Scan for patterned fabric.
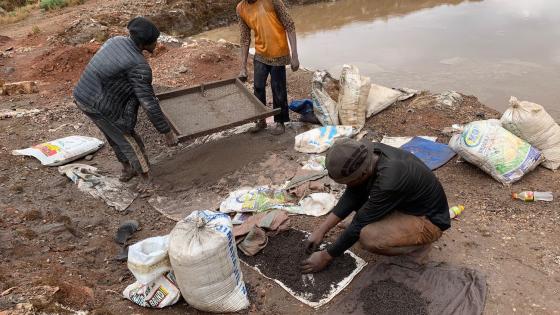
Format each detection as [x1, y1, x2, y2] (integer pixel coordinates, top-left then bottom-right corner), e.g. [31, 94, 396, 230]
[73, 36, 170, 134]
[272, 0, 295, 33]
[238, 0, 295, 66]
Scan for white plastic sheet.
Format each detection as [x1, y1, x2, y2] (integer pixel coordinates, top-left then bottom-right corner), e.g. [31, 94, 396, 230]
[285, 193, 337, 217]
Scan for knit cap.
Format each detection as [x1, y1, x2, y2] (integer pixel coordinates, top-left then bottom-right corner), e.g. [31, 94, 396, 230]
[127, 17, 160, 46]
[326, 138, 373, 184]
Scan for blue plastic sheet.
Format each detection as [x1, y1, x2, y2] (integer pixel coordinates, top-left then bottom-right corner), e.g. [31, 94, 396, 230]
[401, 137, 456, 170]
[289, 99, 314, 114]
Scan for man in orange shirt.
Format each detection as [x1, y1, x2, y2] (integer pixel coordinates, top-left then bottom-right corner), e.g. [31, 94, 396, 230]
[237, 0, 300, 135]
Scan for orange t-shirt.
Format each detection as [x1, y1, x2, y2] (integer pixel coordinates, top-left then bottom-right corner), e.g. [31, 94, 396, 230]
[237, 0, 290, 59]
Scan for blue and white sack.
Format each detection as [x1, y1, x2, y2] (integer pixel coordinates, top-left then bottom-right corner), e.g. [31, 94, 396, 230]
[169, 210, 249, 312]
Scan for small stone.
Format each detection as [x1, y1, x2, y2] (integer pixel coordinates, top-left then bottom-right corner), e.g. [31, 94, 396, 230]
[2, 67, 15, 74]
[177, 65, 189, 74]
[435, 91, 463, 109]
[0, 81, 38, 96]
[85, 155, 93, 161]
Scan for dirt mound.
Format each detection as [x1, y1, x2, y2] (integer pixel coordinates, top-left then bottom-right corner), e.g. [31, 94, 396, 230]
[32, 44, 99, 83]
[57, 18, 109, 45]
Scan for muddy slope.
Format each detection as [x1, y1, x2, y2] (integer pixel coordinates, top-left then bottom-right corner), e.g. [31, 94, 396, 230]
[145, 0, 325, 36]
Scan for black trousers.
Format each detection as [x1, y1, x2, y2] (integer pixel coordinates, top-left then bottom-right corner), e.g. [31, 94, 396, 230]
[253, 59, 290, 123]
[80, 107, 150, 174]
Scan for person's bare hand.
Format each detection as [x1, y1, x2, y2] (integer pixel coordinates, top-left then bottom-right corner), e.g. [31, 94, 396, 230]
[301, 250, 333, 274]
[303, 230, 324, 254]
[164, 131, 178, 147]
[291, 55, 300, 72]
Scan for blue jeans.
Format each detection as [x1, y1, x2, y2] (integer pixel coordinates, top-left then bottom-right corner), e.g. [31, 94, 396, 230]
[253, 59, 290, 123]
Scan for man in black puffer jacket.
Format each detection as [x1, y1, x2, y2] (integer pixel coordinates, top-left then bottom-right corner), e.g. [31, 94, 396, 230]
[73, 17, 177, 194]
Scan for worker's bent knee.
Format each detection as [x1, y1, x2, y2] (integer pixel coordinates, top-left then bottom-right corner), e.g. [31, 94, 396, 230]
[359, 228, 389, 253]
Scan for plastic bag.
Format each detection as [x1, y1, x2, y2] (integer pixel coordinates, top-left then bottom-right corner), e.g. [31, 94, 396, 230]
[124, 236, 180, 308]
[169, 210, 249, 313]
[294, 126, 354, 154]
[220, 186, 293, 213]
[337, 65, 370, 128]
[366, 84, 416, 118]
[301, 155, 326, 171]
[128, 235, 172, 284]
[285, 193, 337, 217]
[311, 71, 339, 126]
[501, 97, 560, 170]
[12, 136, 104, 166]
[123, 271, 181, 308]
[289, 99, 321, 124]
[59, 163, 137, 211]
[289, 99, 314, 115]
[449, 120, 543, 185]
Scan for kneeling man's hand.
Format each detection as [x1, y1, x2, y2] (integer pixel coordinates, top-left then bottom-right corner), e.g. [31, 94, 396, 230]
[303, 230, 324, 254]
[301, 250, 333, 274]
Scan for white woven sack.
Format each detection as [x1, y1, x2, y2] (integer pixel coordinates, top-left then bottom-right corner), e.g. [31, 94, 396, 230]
[127, 235, 171, 284]
[337, 65, 370, 128]
[11, 136, 104, 166]
[449, 119, 543, 186]
[501, 97, 560, 170]
[311, 70, 339, 126]
[169, 210, 249, 313]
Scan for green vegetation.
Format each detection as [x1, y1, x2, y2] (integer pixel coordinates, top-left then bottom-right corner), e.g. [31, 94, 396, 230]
[31, 24, 40, 34]
[0, 3, 34, 25]
[0, 0, 85, 25]
[39, 0, 84, 11]
[0, 0, 33, 12]
[39, 0, 66, 10]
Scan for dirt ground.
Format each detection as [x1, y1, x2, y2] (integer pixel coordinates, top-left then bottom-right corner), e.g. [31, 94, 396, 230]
[1, 1, 560, 315]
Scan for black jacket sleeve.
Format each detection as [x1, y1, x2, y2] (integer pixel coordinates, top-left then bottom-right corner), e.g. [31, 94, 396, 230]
[327, 188, 400, 257]
[331, 187, 367, 220]
[128, 63, 171, 134]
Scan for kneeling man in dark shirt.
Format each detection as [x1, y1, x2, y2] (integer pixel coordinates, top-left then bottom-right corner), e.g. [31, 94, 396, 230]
[301, 138, 451, 273]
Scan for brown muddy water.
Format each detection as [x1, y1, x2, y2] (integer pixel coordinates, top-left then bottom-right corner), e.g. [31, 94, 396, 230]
[197, 0, 560, 119]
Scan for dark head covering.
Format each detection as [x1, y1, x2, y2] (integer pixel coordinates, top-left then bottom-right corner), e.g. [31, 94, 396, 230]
[127, 17, 160, 46]
[326, 138, 373, 184]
